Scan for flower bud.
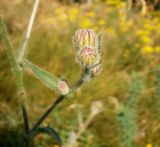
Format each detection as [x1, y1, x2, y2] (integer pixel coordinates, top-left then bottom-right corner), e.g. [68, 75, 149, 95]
[76, 47, 99, 67]
[73, 29, 102, 69]
[73, 29, 97, 50]
[57, 80, 70, 95]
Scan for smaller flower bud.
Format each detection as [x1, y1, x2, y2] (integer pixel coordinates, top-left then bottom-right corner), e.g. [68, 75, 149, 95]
[76, 47, 99, 67]
[57, 80, 70, 95]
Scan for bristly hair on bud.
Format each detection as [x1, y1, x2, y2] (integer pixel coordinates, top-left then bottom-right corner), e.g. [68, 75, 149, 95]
[73, 29, 102, 70]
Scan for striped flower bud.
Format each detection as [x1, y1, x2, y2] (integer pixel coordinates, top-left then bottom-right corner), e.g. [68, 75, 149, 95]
[76, 47, 99, 67]
[73, 29, 102, 69]
[73, 29, 97, 50]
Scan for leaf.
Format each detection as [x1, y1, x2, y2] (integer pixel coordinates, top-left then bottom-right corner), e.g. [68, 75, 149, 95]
[24, 59, 70, 95]
[24, 59, 59, 91]
[21, 104, 29, 133]
[30, 127, 62, 146]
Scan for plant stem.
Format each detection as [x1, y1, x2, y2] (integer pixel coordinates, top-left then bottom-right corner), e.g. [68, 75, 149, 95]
[71, 68, 91, 92]
[30, 95, 65, 132]
[1, 1, 44, 145]
[0, 17, 24, 92]
[17, 0, 40, 63]
[21, 104, 29, 133]
[29, 68, 91, 134]
[0, 17, 29, 144]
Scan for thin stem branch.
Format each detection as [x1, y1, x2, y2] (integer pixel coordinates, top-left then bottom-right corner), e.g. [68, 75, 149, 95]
[17, 0, 40, 63]
[29, 68, 91, 135]
[76, 113, 94, 138]
[30, 95, 65, 133]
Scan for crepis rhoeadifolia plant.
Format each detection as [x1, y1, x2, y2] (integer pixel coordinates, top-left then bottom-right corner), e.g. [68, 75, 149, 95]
[25, 29, 103, 96]
[26, 29, 102, 146]
[0, 21, 103, 147]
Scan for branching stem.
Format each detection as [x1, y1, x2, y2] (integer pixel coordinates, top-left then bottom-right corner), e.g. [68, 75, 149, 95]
[28, 68, 91, 137]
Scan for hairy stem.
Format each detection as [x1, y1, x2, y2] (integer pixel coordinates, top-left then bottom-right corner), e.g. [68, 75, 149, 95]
[29, 68, 91, 135]
[0, 17, 24, 92]
[0, 17, 29, 143]
[30, 95, 65, 133]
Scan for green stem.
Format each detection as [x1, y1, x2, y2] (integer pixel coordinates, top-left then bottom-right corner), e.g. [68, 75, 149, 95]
[28, 68, 91, 135]
[21, 104, 29, 133]
[30, 95, 65, 133]
[0, 17, 29, 144]
[0, 17, 24, 91]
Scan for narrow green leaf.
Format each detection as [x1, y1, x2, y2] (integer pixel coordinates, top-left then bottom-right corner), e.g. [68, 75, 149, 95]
[24, 59, 70, 95]
[25, 59, 59, 89]
[29, 126, 62, 146]
[21, 104, 29, 133]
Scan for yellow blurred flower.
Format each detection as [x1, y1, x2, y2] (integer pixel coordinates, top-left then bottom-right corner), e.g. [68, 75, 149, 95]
[136, 30, 150, 36]
[142, 46, 154, 54]
[153, 17, 160, 24]
[144, 23, 153, 31]
[119, 19, 133, 32]
[80, 18, 92, 28]
[98, 19, 106, 26]
[105, 28, 115, 37]
[146, 143, 152, 147]
[105, 0, 121, 6]
[140, 35, 151, 44]
[155, 46, 160, 52]
[68, 8, 79, 21]
[68, 7, 79, 15]
[53, 145, 59, 147]
[136, 30, 151, 44]
[86, 12, 95, 18]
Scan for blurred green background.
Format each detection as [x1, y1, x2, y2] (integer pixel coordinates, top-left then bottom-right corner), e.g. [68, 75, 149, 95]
[0, 0, 160, 147]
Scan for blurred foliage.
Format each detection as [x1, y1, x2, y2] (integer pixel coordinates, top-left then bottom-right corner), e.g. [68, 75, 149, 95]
[117, 73, 144, 147]
[0, 0, 160, 146]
